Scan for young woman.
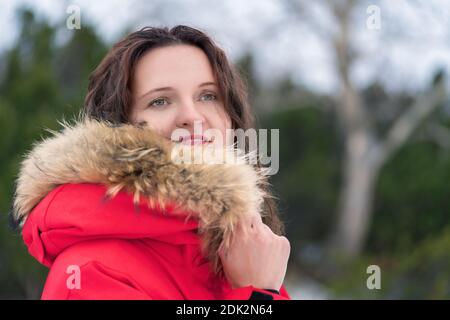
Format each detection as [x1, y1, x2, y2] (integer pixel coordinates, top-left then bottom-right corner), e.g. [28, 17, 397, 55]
[10, 25, 291, 300]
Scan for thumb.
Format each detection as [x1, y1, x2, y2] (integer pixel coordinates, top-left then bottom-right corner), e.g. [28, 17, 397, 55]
[218, 239, 229, 260]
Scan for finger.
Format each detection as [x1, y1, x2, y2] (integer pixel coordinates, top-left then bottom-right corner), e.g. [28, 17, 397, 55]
[250, 214, 263, 231]
[262, 223, 273, 234]
[235, 217, 247, 235]
[236, 215, 254, 238]
[218, 237, 232, 259]
[237, 214, 262, 237]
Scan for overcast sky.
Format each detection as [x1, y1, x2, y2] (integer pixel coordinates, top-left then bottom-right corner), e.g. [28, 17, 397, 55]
[1, 0, 449, 94]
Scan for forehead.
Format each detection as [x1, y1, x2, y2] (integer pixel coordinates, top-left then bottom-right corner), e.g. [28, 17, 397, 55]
[132, 44, 216, 94]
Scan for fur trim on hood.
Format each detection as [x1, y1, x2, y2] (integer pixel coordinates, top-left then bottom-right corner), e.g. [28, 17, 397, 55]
[9, 118, 270, 275]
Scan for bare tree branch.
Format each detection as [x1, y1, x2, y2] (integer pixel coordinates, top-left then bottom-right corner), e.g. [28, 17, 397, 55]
[420, 122, 450, 149]
[283, 0, 334, 40]
[378, 82, 447, 163]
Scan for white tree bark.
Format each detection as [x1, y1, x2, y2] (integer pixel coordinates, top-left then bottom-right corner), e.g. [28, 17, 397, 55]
[274, 0, 448, 256]
[318, 0, 447, 256]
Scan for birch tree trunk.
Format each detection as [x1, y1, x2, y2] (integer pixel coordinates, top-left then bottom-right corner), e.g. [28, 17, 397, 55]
[283, 0, 447, 257]
[333, 133, 381, 255]
[327, 0, 446, 256]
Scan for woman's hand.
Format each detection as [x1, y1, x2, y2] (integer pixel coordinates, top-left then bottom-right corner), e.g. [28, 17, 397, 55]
[218, 213, 290, 291]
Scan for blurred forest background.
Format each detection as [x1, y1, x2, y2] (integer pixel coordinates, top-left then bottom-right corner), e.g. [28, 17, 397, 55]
[1, 0, 449, 299]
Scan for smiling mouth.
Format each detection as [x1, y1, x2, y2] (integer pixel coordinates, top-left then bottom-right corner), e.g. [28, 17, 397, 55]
[172, 135, 215, 145]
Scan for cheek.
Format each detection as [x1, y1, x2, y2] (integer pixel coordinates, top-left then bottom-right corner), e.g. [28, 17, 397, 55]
[207, 108, 233, 146]
[131, 109, 174, 138]
[209, 105, 231, 130]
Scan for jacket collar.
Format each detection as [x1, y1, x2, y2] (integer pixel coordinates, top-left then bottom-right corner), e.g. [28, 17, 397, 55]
[10, 118, 269, 275]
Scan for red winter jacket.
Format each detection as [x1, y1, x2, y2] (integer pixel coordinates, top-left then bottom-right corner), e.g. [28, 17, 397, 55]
[11, 119, 291, 300]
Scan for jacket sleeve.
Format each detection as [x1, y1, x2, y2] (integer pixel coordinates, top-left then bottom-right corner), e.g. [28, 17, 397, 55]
[42, 260, 151, 300]
[222, 284, 291, 300]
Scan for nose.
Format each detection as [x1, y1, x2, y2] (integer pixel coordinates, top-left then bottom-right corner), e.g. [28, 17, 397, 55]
[175, 99, 206, 130]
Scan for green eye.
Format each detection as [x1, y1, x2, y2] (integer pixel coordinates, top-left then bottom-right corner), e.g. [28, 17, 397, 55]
[200, 93, 217, 101]
[149, 98, 169, 107]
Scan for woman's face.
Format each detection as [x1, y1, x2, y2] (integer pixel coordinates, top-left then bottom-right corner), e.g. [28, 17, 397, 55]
[130, 44, 232, 146]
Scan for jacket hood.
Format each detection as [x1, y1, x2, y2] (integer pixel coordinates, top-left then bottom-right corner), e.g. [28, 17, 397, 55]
[10, 118, 270, 274]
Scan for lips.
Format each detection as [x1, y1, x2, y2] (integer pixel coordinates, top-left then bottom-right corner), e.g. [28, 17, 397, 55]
[177, 134, 214, 145]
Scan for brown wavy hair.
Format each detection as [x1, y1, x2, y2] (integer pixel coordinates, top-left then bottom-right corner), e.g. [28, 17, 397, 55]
[82, 25, 285, 236]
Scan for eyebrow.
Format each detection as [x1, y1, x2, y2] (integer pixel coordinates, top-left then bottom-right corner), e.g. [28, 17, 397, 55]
[138, 82, 218, 99]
